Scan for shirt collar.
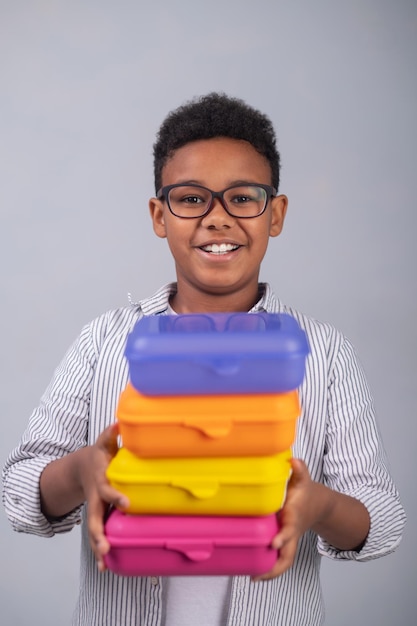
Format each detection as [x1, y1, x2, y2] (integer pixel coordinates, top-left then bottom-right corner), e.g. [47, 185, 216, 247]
[130, 282, 283, 316]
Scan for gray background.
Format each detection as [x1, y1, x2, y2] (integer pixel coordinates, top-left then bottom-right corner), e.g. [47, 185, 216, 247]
[1, 1, 415, 624]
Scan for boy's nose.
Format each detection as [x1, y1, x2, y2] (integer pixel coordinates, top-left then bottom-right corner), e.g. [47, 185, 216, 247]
[201, 197, 235, 227]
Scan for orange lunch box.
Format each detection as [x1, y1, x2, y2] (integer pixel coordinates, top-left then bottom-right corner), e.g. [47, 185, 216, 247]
[117, 383, 300, 458]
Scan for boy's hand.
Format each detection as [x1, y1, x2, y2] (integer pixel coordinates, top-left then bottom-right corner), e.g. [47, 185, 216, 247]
[40, 423, 129, 572]
[253, 458, 316, 581]
[254, 454, 370, 581]
[82, 423, 129, 572]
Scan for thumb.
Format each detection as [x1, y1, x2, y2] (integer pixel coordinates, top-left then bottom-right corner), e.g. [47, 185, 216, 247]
[96, 422, 120, 455]
[288, 457, 309, 486]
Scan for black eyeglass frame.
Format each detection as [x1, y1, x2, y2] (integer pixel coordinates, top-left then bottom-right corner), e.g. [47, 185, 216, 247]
[156, 183, 277, 219]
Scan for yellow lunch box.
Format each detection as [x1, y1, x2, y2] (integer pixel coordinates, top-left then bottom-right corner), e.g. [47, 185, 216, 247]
[106, 447, 292, 516]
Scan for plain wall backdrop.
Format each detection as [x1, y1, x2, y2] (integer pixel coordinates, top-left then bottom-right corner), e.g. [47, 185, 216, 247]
[1, 1, 416, 624]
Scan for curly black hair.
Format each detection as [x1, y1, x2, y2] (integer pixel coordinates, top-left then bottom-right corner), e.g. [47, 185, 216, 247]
[153, 92, 280, 193]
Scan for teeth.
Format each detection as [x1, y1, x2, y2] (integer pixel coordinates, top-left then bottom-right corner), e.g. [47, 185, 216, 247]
[202, 243, 238, 254]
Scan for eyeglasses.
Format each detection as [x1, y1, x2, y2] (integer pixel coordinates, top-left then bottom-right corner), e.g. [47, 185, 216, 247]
[157, 183, 277, 219]
[160, 312, 270, 333]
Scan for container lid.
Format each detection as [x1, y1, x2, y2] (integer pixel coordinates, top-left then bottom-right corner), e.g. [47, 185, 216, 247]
[117, 384, 300, 435]
[106, 447, 292, 497]
[125, 312, 309, 360]
[105, 510, 279, 557]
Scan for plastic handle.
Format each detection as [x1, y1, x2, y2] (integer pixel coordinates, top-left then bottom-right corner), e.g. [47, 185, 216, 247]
[197, 358, 241, 376]
[185, 419, 233, 439]
[172, 480, 219, 499]
[165, 541, 213, 561]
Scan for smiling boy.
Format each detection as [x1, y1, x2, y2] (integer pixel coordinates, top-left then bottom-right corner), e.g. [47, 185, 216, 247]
[3, 93, 405, 625]
[150, 136, 287, 312]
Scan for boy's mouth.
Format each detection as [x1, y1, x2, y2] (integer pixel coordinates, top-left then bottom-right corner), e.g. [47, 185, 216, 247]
[200, 243, 240, 255]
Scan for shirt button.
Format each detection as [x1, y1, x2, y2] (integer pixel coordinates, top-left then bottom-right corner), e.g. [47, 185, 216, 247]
[151, 577, 159, 586]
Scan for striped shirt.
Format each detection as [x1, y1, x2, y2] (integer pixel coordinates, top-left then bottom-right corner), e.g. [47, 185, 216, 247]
[2, 283, 406, 625]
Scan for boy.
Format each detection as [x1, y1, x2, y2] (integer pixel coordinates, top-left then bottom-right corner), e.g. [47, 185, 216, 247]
[2, 93, 405, 625]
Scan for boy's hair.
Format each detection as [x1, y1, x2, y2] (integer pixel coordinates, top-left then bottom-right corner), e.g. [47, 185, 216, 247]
[153, 92, 281, 193]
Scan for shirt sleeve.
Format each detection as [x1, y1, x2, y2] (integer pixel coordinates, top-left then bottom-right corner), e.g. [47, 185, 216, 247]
[317, 333, 406, 561]
[2, 321, 99, 538]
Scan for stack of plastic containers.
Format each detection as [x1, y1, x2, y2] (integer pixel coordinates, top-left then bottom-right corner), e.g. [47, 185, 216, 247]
[104, 312, 309, 577]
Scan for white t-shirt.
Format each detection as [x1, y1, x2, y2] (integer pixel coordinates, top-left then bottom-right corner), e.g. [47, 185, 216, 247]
[164, 576, 231, 626]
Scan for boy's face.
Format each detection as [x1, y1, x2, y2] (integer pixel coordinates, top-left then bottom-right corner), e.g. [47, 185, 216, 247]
[149, 137, 287, 311]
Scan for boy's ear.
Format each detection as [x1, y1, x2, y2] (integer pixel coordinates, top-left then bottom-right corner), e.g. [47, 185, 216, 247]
[269, 194, 288, 237]
[149, 198, 167, 238]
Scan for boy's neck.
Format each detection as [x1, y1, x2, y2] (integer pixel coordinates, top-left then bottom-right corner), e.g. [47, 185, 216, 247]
[169, 284, 264, 314]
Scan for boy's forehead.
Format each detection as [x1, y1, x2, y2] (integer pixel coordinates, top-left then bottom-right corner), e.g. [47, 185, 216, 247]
[161, 137, 272, 185]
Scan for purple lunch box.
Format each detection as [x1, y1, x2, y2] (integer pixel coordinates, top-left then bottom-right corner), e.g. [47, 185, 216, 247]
[125, 312, 309, 396]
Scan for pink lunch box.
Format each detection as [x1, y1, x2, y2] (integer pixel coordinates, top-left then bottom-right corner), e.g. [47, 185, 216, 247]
[104, 509, 279, 577]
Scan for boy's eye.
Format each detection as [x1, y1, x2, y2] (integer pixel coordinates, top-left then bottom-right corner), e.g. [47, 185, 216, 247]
[180, 195, 205, 204]
[169, 187, 211, 206]
[224, 185, 266, 206]
[230, 194, 252, 204]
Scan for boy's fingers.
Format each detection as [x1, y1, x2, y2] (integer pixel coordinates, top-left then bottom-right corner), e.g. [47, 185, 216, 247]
[87, 500, 109, 570]
[252, 536, 298, 581]
[271, 519, 296, 550]
[90, 528, 110, 572]
[95, 481, 130, 510]
[83, 426, 125, 572]
[87, 488, 129, 571]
